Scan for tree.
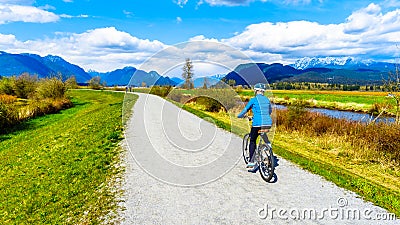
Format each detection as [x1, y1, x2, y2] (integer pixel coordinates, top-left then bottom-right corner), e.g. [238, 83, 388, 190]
[182, 58, 194, 89]
[0, 76, 16, 95]
[383, 65, 400, 124]
[13, 73, 38, 99]
[65, 76, 78, 89]
[35, 77, 66, 99]
[228, 79, 236, 87]
[88, 76, 102, 90]
[202, 77, 208, 89]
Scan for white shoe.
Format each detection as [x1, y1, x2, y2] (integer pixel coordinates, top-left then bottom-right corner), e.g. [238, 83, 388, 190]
[246, 162, 256, 168]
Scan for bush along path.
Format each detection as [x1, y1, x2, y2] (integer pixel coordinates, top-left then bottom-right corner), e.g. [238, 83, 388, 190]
[120, 93, 398, 224]
[0, 90, 138, 224]
[0, 75, 74, 133]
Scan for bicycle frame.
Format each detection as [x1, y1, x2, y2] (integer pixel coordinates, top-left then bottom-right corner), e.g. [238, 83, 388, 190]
[253, 132, 269, 162]
[259, 132, 270, 145]
[242, 116, 275, 182]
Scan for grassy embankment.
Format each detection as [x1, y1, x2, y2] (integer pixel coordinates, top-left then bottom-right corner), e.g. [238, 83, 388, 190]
[0, 90, 138, 224]
[168, 89, 399, 217]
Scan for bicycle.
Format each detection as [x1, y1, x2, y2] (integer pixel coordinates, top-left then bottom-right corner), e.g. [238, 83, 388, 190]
[242, 116, 275, 182]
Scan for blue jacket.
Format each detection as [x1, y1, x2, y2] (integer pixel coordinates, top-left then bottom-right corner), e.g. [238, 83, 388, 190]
[237, 94, 272, 127]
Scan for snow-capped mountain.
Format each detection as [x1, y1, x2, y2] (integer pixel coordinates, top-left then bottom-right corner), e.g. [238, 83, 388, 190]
[291, 56, 399, 71]
[209, 74, 226, 80]
[292, 56, 361, 70]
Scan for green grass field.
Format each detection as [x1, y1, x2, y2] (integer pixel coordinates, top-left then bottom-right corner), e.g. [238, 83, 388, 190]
[0, 90, 138, 224]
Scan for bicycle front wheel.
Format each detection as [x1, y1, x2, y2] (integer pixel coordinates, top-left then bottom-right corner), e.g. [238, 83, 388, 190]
[258, 144, 275, 182]
[242, 133, 250, 164]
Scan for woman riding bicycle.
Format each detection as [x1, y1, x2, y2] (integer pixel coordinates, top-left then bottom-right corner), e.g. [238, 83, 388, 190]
[237, 83, 272, 171]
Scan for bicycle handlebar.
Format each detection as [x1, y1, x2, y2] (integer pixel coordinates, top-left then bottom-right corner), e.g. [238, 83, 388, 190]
[243, 115, 253, 121]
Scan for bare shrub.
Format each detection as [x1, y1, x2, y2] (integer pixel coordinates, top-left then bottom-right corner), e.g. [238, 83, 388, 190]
[194, 89, 240, 112]
[0, 75, 73, 133]
[195, 96, 223, 112]
[167, 91, 191, 104]
[276, 108, 400, 164]
[89, 76, 103, 90]
[25, 98, 73, 118]
[35, 77, 67, 100]
[65, 76, 79, 89]
[149, 86, 172, 97]
[0, 94, 17, 104]
[0, 102, 19, 132]
[13, 73, 38, 99]
[0, 77, 16, 96]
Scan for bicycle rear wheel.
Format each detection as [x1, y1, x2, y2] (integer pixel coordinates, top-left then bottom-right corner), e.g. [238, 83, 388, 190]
[242, 133, 250, 164]
[258, 144, 274, 182]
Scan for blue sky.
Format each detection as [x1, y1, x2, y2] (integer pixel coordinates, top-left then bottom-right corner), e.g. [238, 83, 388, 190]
[1, 0, 400, 76]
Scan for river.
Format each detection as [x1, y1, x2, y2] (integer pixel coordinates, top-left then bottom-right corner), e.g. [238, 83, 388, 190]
[274, 104, 395, 124]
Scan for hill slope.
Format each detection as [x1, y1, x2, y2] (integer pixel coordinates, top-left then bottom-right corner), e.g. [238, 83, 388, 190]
[90, 67, 177, 86]
[0, 51, 91, 83]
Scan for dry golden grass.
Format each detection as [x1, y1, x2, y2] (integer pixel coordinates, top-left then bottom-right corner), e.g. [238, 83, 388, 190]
[0, 94, 17, 104]
[273, 131, 400, 194]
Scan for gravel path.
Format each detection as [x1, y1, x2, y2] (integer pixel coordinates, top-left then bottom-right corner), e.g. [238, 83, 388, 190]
[120, 93, 398, 225]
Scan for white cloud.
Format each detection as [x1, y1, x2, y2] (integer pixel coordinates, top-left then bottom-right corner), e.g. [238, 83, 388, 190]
[1, 27, 167, 72]
[72, 27, 166, 52]
[59, 14, 89, 19]
[222, 3, 400, 62]
[39, 4, 56, 11]
[196, 0, 319, 6]
[61, 27, 167, 71]
[382, 0, 400, 8]
[224, 21, 349, 54]
[203, 0, 253, 6]
[0, 33, 18, 46]
[344, 3, 381, 34]
[138, 41, 255, 77]
[0, 0, 34, 4]
[189, 35, 219, 42]
[123, 10, 134, 18]
[174, 0, 188, 7]
[282, 0, 307, 4]
[176, 16, 182, 23]
[0, 4, 59, 24]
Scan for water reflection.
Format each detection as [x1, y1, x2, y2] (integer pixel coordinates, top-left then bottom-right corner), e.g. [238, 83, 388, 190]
[274, 104, 395, 124]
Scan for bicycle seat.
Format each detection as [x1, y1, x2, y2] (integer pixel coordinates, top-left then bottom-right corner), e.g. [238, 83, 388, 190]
[258, 125, 271, 133]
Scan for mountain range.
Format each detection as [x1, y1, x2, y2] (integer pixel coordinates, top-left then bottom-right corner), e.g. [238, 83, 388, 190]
[223, 57, 397, 86]
[0, 51, 397, 86]
[89, 67, 177, 87]
[292, 56, 396, 72]
[0, 51, 92, 83]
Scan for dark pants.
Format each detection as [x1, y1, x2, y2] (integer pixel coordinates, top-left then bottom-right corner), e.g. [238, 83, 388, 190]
[249, 127, 261, 163]
[249, 126, 271, 163]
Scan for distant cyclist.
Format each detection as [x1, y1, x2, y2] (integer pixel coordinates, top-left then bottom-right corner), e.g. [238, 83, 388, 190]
[237, 83, 272, 171]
